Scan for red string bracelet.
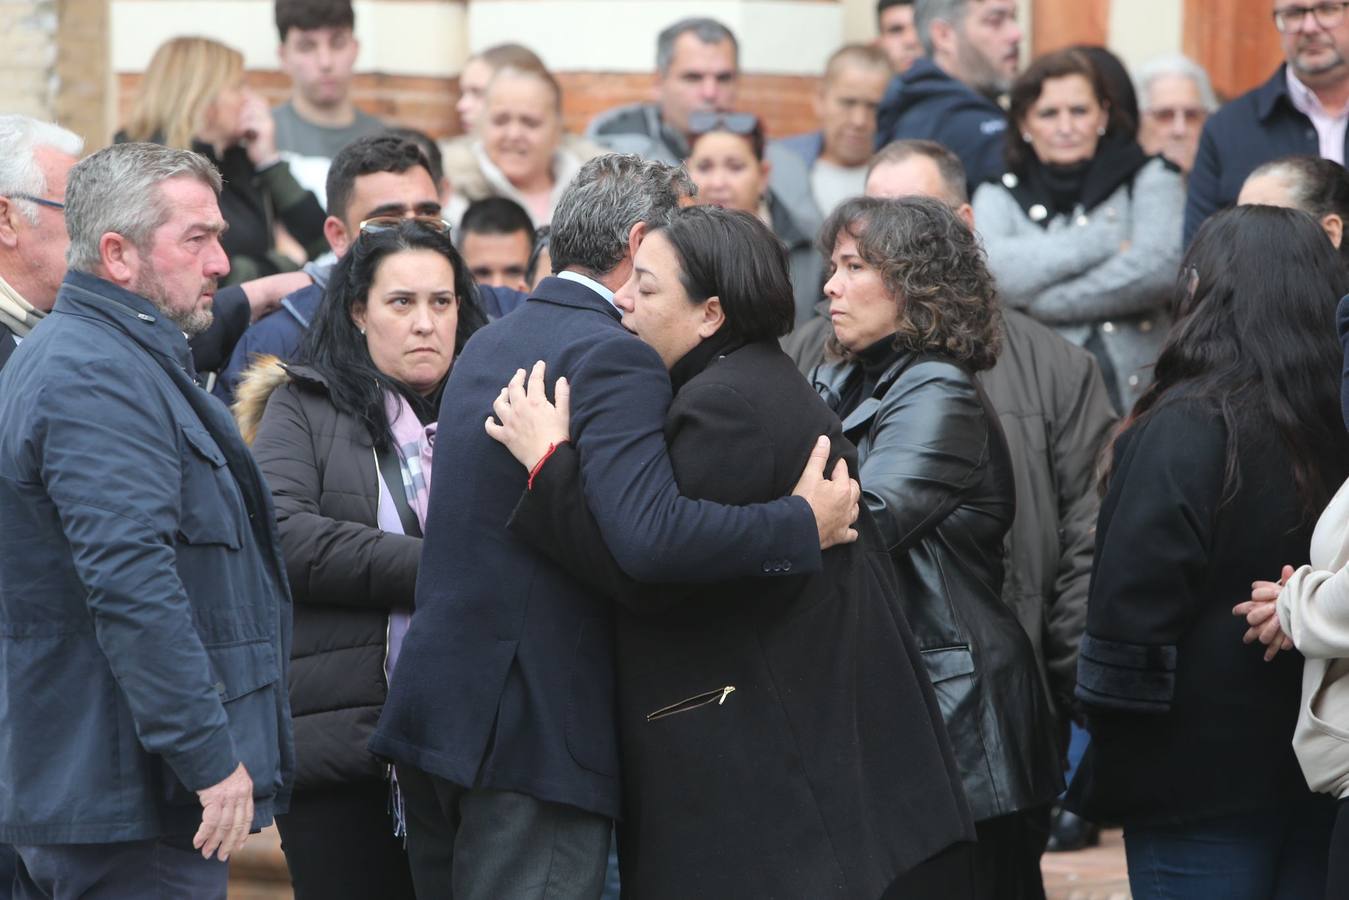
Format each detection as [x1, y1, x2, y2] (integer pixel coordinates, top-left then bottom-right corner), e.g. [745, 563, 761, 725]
[528, 440, 569, 491]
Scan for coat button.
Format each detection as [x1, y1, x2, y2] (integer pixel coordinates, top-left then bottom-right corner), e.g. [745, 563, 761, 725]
[1101, 321, 1115, 334]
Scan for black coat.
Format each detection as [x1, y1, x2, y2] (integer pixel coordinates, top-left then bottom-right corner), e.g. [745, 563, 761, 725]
[509, 339, 974, 899]
[369, 278, 822, 820]
[1068, 395, 1339, 824]
[815, 351, 1065, 823]
[239, 362, 421, 791]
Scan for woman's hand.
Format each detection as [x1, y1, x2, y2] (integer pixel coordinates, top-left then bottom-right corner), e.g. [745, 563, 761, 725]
[239, 92, 280, 169]
[485, 360, 571, 472]
[1232, 564, 1296, 662]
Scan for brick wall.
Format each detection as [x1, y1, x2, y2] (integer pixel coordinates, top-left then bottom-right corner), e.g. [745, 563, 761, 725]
[115, 69, 821, 147]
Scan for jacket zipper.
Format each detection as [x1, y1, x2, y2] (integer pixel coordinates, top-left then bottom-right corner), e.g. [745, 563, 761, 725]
[647, 686, 735, 722]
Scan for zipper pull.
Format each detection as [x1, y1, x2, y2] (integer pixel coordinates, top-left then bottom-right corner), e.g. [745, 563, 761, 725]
[718, 686, 735, 705]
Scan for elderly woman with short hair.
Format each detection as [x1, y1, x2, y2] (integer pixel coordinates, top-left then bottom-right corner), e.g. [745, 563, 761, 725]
[814, 195, 1064, 899]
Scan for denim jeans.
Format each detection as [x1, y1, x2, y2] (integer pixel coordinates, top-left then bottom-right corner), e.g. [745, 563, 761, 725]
[1124, 796, 1333, 900]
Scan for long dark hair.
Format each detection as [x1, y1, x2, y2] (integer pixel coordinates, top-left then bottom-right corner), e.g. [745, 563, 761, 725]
[298, 220, 487, 449]
[1115, 205, 1349, 516]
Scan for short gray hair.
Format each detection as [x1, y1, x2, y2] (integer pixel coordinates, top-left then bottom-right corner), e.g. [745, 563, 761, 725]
[656, 18, 739, 75]
[1134, 54, 1219, 114]
[914, 0, 972, 56]
[65, 143, 222, 273]
[549, 154, 695, 277]
[0, 115, 84, 225]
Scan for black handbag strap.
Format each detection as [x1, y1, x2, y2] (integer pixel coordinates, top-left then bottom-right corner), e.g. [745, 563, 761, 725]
[375, 445, 423, 538]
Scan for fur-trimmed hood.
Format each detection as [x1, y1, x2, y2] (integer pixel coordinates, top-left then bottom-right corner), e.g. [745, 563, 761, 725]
[232, 355, 320, 445]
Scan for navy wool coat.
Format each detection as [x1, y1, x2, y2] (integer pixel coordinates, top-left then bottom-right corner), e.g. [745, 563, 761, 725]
[369, 276, 822, 819]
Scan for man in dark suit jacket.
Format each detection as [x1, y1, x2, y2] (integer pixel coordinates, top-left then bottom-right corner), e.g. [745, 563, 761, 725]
[370, 155, 859, 897]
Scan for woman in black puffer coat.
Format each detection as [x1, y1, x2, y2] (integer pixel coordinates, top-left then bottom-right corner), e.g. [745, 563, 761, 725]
[234, 219, 485, 899]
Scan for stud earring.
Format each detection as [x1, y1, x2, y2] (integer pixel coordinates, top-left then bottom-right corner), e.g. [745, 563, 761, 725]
[1021, 132, 1033, 143]
[1097, 126, 1107, 136]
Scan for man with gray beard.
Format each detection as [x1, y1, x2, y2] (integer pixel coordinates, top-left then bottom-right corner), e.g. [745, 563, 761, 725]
[0, 142, 293, 899]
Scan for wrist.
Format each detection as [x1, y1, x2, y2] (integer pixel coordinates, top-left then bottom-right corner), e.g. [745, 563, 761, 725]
[527, 439, 568, 490]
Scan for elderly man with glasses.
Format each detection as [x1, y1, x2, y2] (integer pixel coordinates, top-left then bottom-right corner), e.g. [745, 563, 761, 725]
[1185, 0, 1349, 243]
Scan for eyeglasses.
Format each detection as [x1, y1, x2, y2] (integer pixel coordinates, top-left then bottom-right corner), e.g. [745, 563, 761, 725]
[10, 193, 65, 212]
[1273, 1, 1349, 33]
[1145, 107, 1207, 125]
[686, 111, 761, 136]
[358, 215, 453, 237]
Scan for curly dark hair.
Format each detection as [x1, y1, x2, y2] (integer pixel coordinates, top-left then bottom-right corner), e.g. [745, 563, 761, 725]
[818, 196, 1002, 371]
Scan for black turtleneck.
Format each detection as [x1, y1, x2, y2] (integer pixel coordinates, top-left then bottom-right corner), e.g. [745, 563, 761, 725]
[836, 335, 902, 418]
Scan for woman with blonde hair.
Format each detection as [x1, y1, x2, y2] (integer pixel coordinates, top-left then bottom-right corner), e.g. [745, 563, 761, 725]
[121, 36, 326, 284]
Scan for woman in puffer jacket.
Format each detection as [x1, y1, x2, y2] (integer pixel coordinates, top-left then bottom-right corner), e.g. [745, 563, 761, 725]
[234, 218, 485, 899]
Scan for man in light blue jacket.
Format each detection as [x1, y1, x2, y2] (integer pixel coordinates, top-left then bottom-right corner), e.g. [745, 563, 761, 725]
[0, 142, 293, 899]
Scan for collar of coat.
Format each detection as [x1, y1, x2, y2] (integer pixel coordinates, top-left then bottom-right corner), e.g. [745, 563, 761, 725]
[1255, 63, 1299, 122]
[996, 135, 1170, 229]
[55, 270, 195, 375]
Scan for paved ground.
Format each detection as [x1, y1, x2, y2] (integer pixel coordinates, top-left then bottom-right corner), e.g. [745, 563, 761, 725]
[228, 825, 1133, 899]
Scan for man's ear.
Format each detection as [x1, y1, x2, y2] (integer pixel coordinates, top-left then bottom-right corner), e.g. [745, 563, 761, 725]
[0, 198, 20, 249]
[698, 296, 726, 338]
[1324, 213, 1345, 250]
[325, 216, 350, 257]
[627, 221, 650, 260]
[99, 233, 139, 287]
[928, 18, 956, 60]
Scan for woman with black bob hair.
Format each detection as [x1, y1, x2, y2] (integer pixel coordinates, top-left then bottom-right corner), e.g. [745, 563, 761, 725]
[232, 218, 485, 899]
[812, 196, 1063, 897]
[1067, 204, 1349, 899]
[484, 204, 977, 898]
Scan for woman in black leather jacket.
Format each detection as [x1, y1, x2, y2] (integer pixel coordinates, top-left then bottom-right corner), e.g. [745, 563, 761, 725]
[813, 196, 1064, 899]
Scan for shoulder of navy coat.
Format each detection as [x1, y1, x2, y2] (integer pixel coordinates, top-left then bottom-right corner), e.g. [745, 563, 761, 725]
[214, 283, 324, 404]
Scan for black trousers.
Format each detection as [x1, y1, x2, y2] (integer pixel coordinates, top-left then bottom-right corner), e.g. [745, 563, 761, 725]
[1327, 797, 1349, 900]
[968, 806, 1052, 900]
[274, 780, 416, 900]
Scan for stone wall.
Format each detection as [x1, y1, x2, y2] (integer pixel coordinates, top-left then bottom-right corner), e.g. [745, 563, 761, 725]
[0, 0, 111, 147]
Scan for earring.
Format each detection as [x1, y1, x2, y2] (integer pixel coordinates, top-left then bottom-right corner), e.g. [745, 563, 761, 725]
[1021, 132, 1033, 143]
[1097, 126, 1107, 136]
[359, 327, 366, 335]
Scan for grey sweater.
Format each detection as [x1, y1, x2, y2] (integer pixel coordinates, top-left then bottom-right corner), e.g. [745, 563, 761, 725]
[973, 156, 1184, 410]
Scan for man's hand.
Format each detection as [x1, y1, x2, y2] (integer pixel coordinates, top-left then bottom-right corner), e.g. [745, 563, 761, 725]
[792, 436, 860, 549]
[194, 763, 253, 861]
[1232, 564, 1296, 662]
[238, 271, 312, 322]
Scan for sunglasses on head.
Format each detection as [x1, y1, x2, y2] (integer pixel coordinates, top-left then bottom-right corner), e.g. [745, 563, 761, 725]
[358, 215, 453, 238]
[687, 111, 761, 136]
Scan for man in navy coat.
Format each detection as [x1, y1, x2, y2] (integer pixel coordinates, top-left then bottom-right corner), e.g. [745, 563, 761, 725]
[371, 154, 860, 897]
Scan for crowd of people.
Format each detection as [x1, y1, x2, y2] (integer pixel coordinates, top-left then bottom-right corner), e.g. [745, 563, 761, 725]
[6, 0, 1349, 898]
